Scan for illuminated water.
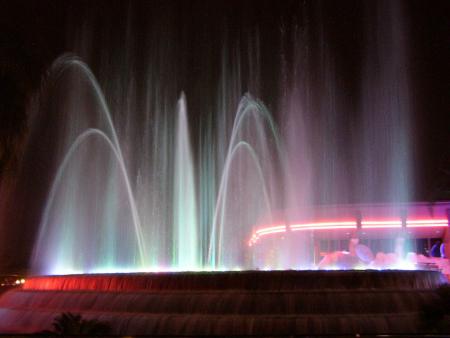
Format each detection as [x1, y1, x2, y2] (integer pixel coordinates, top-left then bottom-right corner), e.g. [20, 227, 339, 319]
[29, 1, 416, 274]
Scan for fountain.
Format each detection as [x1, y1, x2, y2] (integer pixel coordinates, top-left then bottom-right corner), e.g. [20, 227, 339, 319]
[26, 0, 420, 275]
[0, 0, 448, 335]
[28, 55, 282, 274]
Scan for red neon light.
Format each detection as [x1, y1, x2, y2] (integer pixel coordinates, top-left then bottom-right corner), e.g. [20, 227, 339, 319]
[249, 226, 287, 246]
[362, 220, 401, 225]
[361, 224, 401, 229]
[248, 218, 449, 246]
[290, 221, 357, 232]
[406, 219, 448, 228]
[260, 228, 286, 234]
[291, 221, 356, 229]
[361, 221, 402, 229]
[291, 225, 356, 231]
[256, 225, 286, 234]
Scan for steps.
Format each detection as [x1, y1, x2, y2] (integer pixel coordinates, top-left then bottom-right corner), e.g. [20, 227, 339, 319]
[0, 270, 447, 335]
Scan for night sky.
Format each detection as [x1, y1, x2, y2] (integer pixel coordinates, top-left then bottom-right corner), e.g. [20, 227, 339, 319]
[0, 0, 449, 272]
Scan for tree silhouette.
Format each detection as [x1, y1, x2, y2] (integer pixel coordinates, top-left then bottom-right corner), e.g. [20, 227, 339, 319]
[41, 312, 111, 335]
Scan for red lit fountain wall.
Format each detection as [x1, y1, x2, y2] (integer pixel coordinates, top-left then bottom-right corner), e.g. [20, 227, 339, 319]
[0, 270, 448, 335]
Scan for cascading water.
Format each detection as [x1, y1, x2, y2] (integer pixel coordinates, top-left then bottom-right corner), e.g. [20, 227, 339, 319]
[31, 57, 283, 273]
[15, 0, 420, 274]
[209, 95, 284, 269]
[0, 271, 447, 334]
[173, 94, 199, 269]
[31, 57, 148, 274]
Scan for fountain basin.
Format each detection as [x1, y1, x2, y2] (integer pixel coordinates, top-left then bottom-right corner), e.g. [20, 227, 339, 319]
[0, 270, 447, 334]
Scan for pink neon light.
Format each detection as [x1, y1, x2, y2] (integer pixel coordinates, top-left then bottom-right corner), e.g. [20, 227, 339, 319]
[258, 229, 286, 236]
[291, 221, 356, 229]
[406, 219, 448, 228]
[291, 225, 356, 231]
[248, 218, 449, 246]
[362, 220, 402, 225]
[407, 224, 446, 228]
[256, 225, 286, 234]
[249, 225, 287, 246]
[249, 222, 357, 246]
[361, 220, 401, 229]
[361, 224, 402, 229]
[407, 219, 447, 224]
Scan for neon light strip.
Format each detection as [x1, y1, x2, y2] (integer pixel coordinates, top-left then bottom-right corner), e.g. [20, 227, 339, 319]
[407, 219, 447, 224]
[361, 220, 401, 229]
[256, 225, 286, 234]
[407, 224, 446, 228]
[406, 219, 448, 227]
[249, 222, 357, 246]
[258, 228, 286, 236]
[291, 221, 356, 228]
[291, 225, 356, 231]
[248, 218, 449, 246]
[361, 224, 402, 229]
[249, 226, 287, 246]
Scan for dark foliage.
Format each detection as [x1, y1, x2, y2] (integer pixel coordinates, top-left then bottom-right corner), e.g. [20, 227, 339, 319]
[40, 312, 111, 335]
